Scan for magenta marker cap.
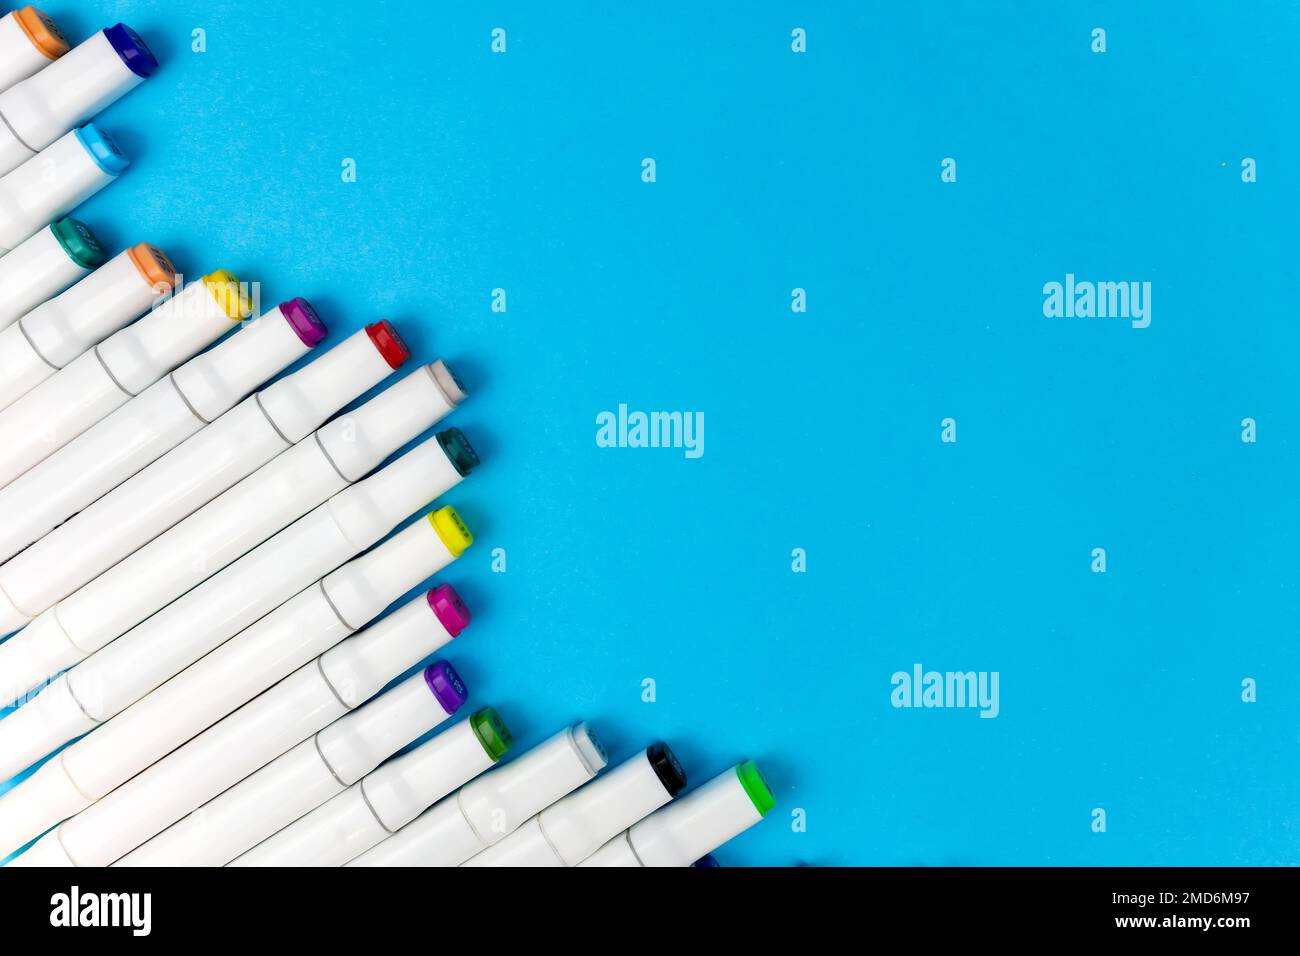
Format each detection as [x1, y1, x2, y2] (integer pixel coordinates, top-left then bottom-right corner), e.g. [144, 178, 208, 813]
[278, 298, 327, 347]
[424, 660, 468, 715]
[427, 584, 470, 638]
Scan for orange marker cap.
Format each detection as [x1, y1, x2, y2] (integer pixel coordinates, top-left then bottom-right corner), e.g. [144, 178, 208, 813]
[127, 244, 178, 293]
[14, 6, 69, 60]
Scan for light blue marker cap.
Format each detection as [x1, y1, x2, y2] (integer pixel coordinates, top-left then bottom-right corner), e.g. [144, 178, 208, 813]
[74, 125, 129, 177]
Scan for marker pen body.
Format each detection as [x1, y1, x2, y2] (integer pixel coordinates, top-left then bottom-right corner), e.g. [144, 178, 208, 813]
[19, 658, 468, 868]
[0, 242, 176, 410]
[0, 327, 428, 644]
[118, 588, 469, 867]
[0, 7, 68, 93]
[0, 298, 323, 562]
[0, 435, 474, 780]
[0, 124, 126, 254]
[0, 270, 242, 491]
[578, 761, 776, 867]
[0, 217, 104, 331]
[348, 723, 608, 867]
[0, 24, 156, 176]
[0, 505, 472, 855]
[463, 743, 686, 867]
[231, 708, 511, 867]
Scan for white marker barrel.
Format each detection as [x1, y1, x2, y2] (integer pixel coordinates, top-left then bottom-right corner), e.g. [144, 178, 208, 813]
[119, 615, 470, 870]
[0, 327, 429, 643]
[0, 125, 126, 254]
[0, 217, 105, 331]
[0, 242, 176, 411]
[0, 270, 242, 493]
[231, 707, 510, 868]
[0, 299, 323, 562]
[578, 762, 776, 867]
[0, 504, 472, 856]
[0, 438, 475, 781]
[119, 589, 469, 867]
[0, 24, 156, 176]
[464, 743, 686, 867]
[348, 723, 608, 867]
[0, 8, 68, 94]
[20, 655, 469, 868]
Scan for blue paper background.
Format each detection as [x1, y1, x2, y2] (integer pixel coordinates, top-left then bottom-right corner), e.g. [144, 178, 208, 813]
[3, 1, 1298, 866]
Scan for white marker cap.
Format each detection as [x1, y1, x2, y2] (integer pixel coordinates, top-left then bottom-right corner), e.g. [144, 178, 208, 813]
[0, 24, 156, 163]
[580, 761, 776, 867]
[0, 125, 126, 254]
[464, 743, 686, 867]
[257, 320, 410, 444]
[0, 217, 104, 330]
[232, 707, 511, 867]
[172, 298, 325, 422]
[319, 583, 470, 706]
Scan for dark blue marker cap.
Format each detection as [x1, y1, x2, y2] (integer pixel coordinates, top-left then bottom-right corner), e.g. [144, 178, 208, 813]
[103, 24, 158, 79]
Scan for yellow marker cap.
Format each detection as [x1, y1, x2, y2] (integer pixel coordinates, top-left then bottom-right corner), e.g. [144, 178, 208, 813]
[429, 506, 472, 557]
[201, 269, 251, 320]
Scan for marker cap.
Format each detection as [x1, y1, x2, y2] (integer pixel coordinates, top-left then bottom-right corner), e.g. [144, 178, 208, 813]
[470, 707, 512, 762]
[692, 855, 721, 867]
[365, 320, 409, 369]
[127, 243, 177, 291]
[429, 506, 472, 558]
[15, 6, 68, 59]
[50, 218, 105, 270]
[424, 661, 468, 715]
[436, 428, 479, 478]
[201, 269, 250, 320]
[650, 742, 688, 798]
[430, 359, 467, 406]
[736, 759, 775, 816]
[74, 124, 128, 176]
[427, 584, 470, 638]
[278, 297, 327, 347]
[103, 24, 157, 78]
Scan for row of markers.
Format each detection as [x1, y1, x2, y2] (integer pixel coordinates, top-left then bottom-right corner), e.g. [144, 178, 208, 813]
[0, 8, 776, 866]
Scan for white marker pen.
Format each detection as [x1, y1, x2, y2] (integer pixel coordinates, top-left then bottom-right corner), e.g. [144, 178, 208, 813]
[0, 503, 472, 855]
[463, 743, 687, 867]
[0, 23, 156, 176]
[578, 761, 776, 867]
[231, 706, 511, 867]
[348, 723, 608, 867]
[0, 324, 427, 643]
[0, 217, 105, 331]
[19, 657, 470, 868]
[0, 269, 244, 490]
[0, 298, 324, 562]
[0, 7, 68, 93]
[118, 587, 470, 867]
[0, 124, 127, 254]
[0, 432, 475, 780]
[0, 241, 176, 410]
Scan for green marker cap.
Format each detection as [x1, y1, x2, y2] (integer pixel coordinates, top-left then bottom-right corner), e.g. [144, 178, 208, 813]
[736, 760, 775, 817]
[470, 707, 512, 762]
[51, 218, 106, 271]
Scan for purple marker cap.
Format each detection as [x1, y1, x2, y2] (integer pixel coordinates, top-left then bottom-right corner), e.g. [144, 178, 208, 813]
[278, 298, 327, 347]
[103, 24, 158, 79]
[424, 660, 468, 715]
[427, 584, 470, 638]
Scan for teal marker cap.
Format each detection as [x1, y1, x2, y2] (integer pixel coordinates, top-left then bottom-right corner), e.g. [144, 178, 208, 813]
[51, 219, 106, 270]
